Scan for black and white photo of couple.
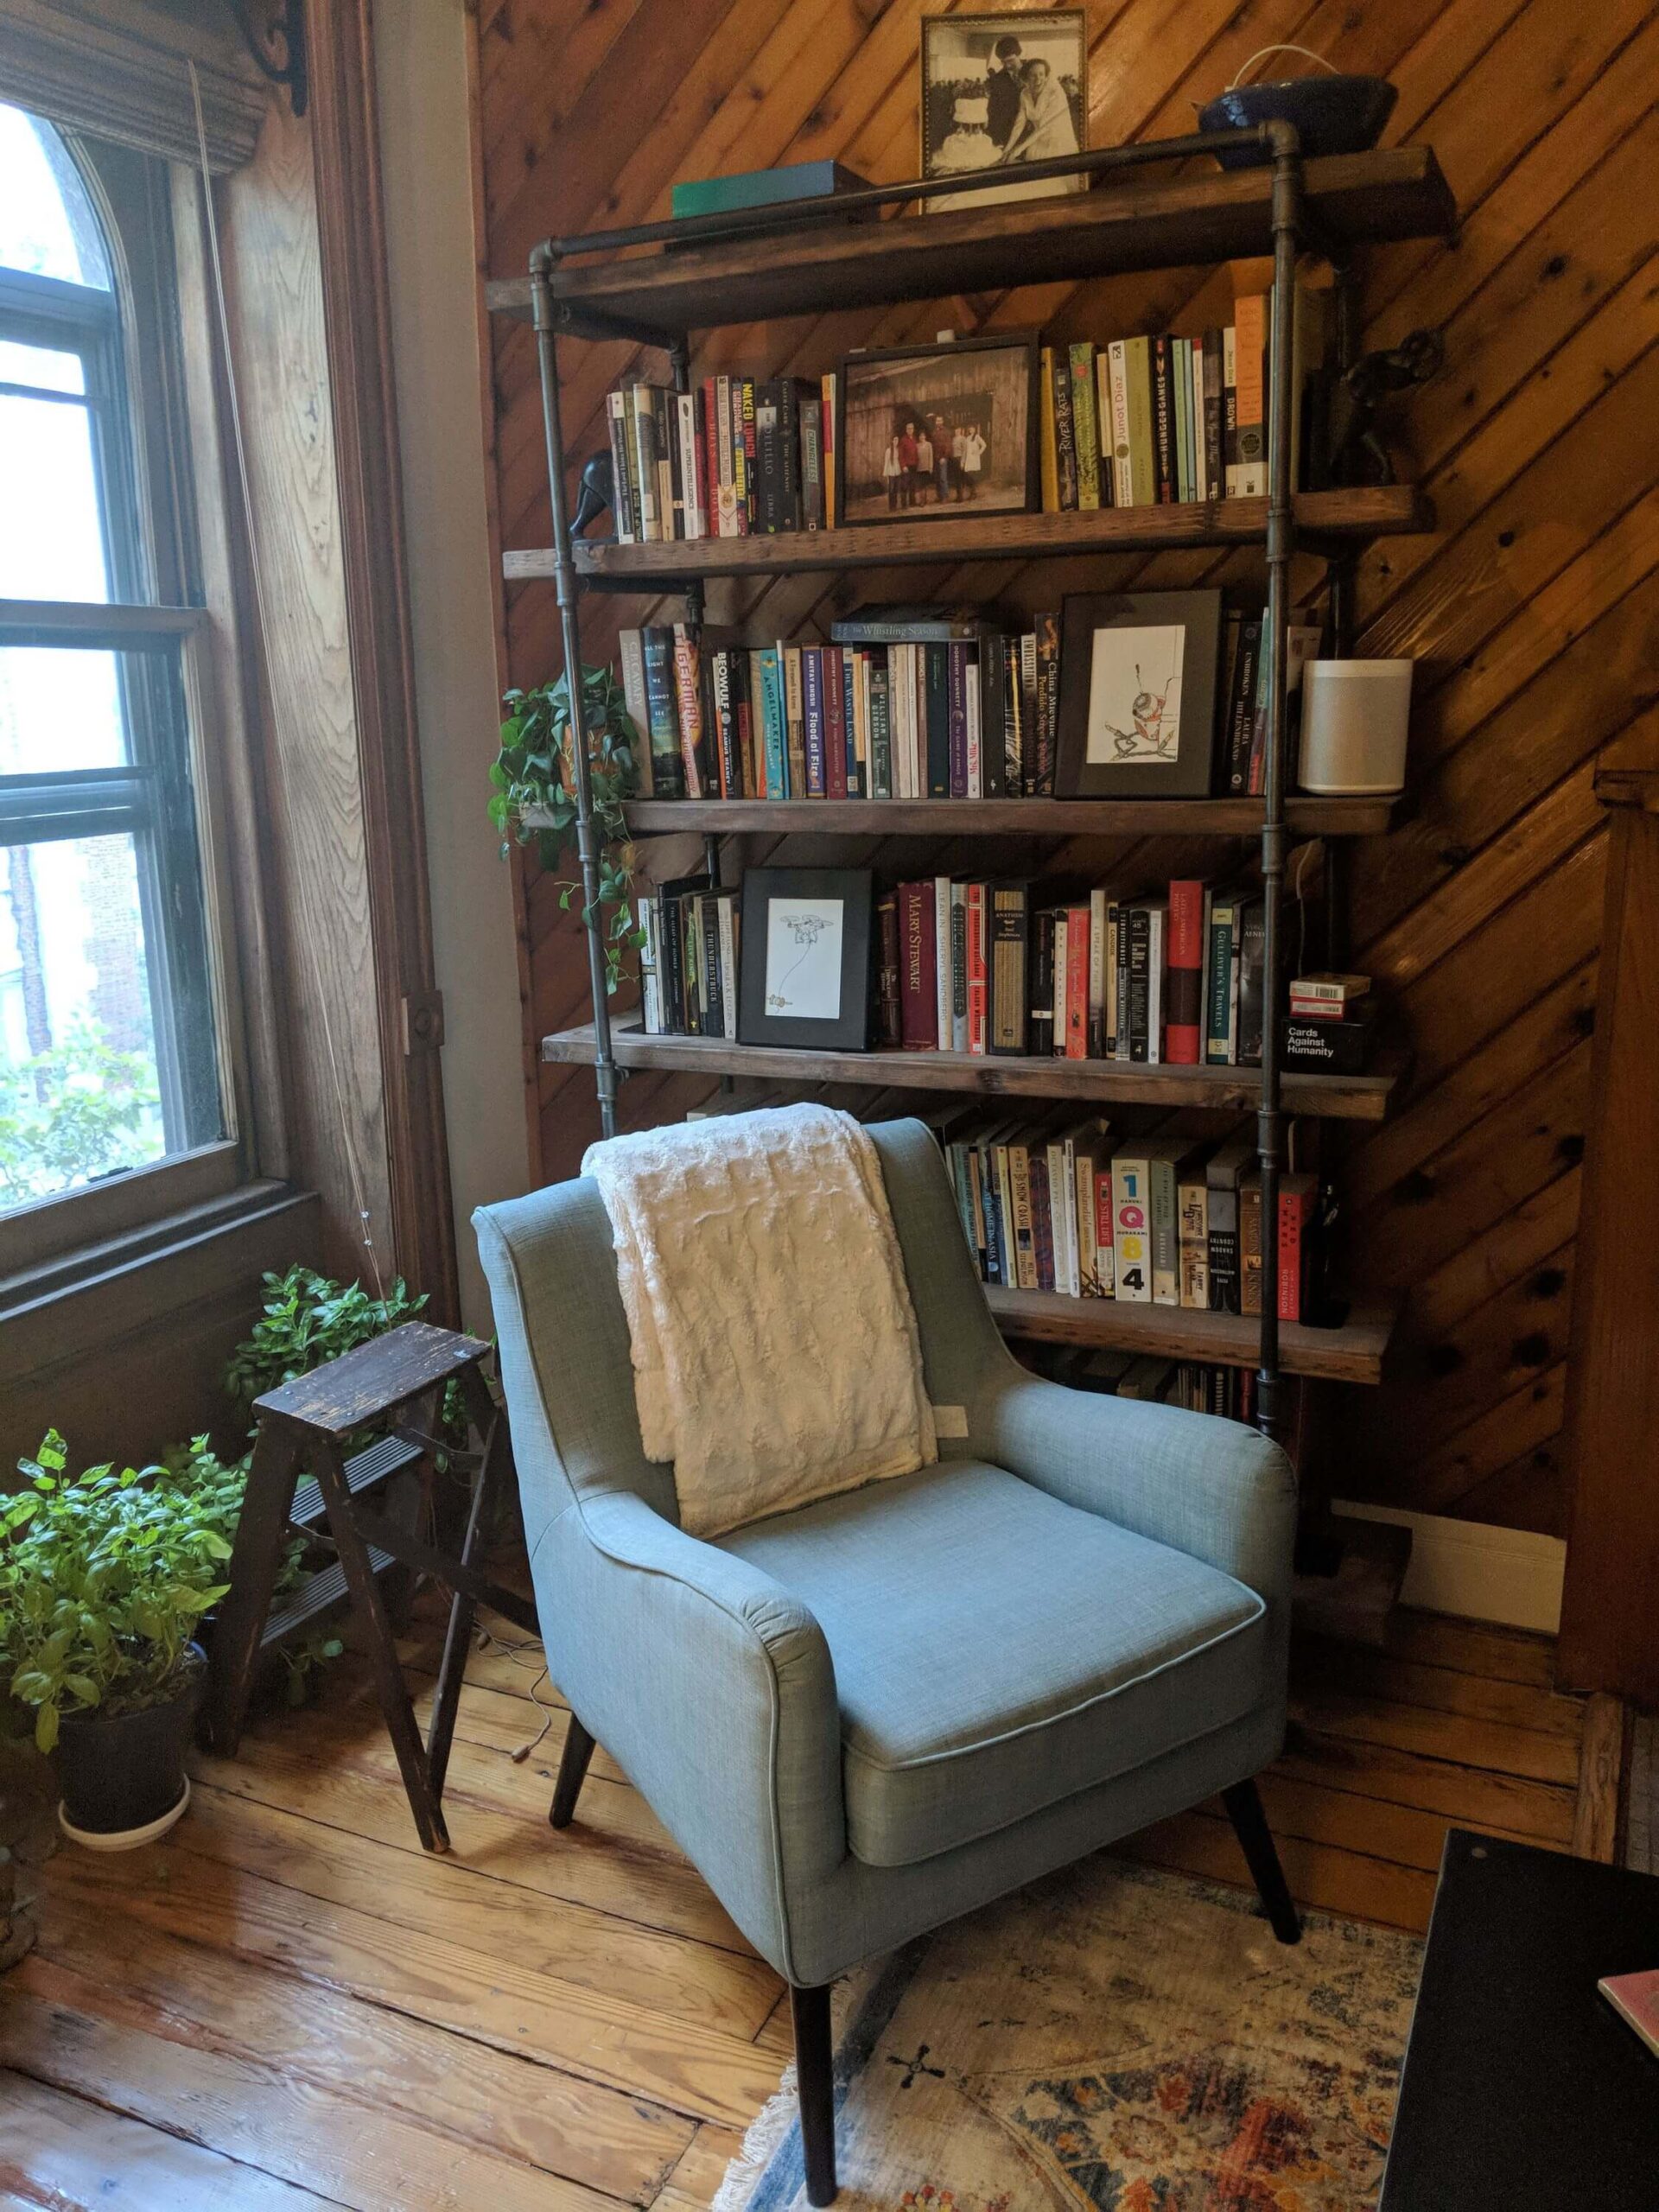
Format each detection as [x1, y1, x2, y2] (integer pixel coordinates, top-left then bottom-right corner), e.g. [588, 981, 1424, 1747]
[921, 10, 1087, 213]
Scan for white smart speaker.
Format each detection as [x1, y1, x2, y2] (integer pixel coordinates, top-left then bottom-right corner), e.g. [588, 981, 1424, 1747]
[1299, 658, 1414, 795]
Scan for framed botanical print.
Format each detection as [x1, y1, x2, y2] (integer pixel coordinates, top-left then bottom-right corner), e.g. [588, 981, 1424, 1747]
[920, 10, 1089, 214]
[837, 334, 1039, 526]
[1054, 590, 1225, 798]
[737, 868, 874, 1051]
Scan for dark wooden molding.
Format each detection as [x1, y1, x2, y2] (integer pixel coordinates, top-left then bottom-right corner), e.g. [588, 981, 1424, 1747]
[302, 0, 458, 1321]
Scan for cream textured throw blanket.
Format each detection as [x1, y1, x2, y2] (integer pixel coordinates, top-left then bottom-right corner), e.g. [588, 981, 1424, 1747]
[582, 1104, 937, 1538]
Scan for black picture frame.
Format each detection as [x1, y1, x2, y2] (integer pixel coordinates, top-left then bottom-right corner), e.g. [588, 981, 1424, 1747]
[737, 868, 874, 1051]
[1054, 589, 1225, 799]
[836, 334, 1039, 528]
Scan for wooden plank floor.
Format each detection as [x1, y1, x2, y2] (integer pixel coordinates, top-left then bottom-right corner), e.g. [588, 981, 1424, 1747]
[2, 1598, 1602, 2210]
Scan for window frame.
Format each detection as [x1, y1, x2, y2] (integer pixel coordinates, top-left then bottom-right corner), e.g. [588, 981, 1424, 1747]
[0, 116, 254, 1279]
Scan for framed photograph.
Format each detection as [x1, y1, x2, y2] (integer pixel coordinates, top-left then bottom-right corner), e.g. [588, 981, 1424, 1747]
[838, 334, 1039, 527]
[920, 10, 1088, 214]
[1055, 591, 1225, 799]
[738, 868, 874, 1052]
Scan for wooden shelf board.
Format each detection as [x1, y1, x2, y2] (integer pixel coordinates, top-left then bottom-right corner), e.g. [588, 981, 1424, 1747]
[540, 1020, 1402, 1120]
[486, 147, 1454, 335]
[505, 487, 1431, 584]
[621, 794, 1401, 837]
[986, 1282, 1399, 1385]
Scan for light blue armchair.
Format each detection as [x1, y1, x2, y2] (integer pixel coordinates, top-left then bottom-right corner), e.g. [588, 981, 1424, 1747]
[475, 1117, 1300, 2204]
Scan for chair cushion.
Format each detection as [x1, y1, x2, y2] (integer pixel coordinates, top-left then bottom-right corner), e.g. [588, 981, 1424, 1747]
[717, 1459, 1268, 1868]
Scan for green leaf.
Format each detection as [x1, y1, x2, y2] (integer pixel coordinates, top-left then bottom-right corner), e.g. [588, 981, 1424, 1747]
[35, 1703, 58, 1754]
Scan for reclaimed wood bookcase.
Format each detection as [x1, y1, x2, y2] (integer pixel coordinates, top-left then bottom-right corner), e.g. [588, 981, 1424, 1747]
[490, 128, 1457, 1449]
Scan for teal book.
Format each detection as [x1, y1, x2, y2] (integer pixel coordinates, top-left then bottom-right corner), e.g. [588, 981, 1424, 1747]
[755, 646, 787, 798]
[671, 160, 870, 220]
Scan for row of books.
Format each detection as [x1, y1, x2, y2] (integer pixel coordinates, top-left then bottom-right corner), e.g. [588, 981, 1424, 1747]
[1036, 1342, 1258, 1425]
[607, 373, 839, 544]
[877, 876, 1268, 1068]
[638, 874, 739, 1041]
[939, 1111, 1321, 1321]
[616, 608, 1063, 803]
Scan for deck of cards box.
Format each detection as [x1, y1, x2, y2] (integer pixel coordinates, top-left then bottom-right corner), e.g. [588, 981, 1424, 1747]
[1283, 973, 1376, 1074]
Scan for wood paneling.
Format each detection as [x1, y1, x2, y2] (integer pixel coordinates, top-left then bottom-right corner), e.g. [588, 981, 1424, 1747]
[472, 0, 1659, 1538]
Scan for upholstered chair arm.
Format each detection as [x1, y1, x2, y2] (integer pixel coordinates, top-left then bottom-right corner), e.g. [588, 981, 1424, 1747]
[976, 1375, 1296, 1604]
[539, 1488, 847, 1979]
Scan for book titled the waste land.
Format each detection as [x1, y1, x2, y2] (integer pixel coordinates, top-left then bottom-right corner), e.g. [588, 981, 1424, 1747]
[671, 159, 871, 222]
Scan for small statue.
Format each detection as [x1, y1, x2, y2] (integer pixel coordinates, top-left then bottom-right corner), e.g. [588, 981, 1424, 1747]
[571, 451, 615, 537]
[1326, 327, 1444, 487]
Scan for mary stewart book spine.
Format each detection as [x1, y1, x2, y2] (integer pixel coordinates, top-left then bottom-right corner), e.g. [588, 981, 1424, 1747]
[946, 642, 969, 798]
[1052, 346, 1078, 510]
[801, 646, 826, 798]
[671, 624, 707, 797]
[876, 891, 901, 1047]
[898, 880, 936, 1049]
[966, 880, 988, 1054]
[988, 882, 1028, 1056]
[823, 645, 848, 800]
[1151, 336, 1175, 503]
[1166, 878, 1205, 1065]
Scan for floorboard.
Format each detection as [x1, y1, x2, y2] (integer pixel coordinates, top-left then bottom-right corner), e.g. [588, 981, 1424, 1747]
[5, 1602, 1605, 2209]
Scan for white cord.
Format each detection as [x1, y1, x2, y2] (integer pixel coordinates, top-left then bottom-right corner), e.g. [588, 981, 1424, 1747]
[188, 60, 386, 1303]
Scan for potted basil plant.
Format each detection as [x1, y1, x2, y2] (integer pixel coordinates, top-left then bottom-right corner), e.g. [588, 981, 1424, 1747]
[0, 1433, 232, 1847]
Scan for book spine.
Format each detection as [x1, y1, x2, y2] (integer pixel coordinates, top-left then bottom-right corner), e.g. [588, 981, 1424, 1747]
[753, 380, 781, 533]
[676, 390, 701, 539]
[1094, 1164, 1115, 1294]
[607, 391, 636, 543]
[798, 382, 823, 530]
[1075, 1149, 1097, 1295]
[1095, 347, 1116, 507]
[1205, 900, 1238, 1065]
[715, 375, 735, 536]
[1069, 341, 1100, 511]
[1150, 1154, 1179, 1306]
[924, 643, 951, 798]
[899, 880, 936, 1048]
[1112, 1156, 1152, 1302]
[1240, 1175, 1264, 1317]
[824, 645, 848, 800]
[1237, 899, 1267, 1066]
[616, 626, 652, 798]
[1208, 1178, 1241, 1313]
[1172, 336, 1192, 502]
[933, 873, 952, 1054]
[1126, 905, 1151, 1062]
[1032, 613, 1059, 796]
[671, 623, 706, 797]
[979, 632, 1006, 799]
[659, 386, 682, 537]
[1222, 324, 1238, 492]
[946, 642, 969, 799]
[964, 654, 982, 799]
[1107, 339, 1133, 506]
[1279, 1179, 1314, 1323]
[1178, 1175, 1209, 1309]
[638, 896, 661, 1033]
[988, 885, 1027, 1055]
[756, 648, 785, 798]
[965, 880, 988, 1054]
[1008, 1141, 1037, 1291]
[821, 372, 837, 530]
[1223, 618, 1262, 795]
[640, 626, 685, 798]
[1052, 345, 1078, 510]
[1233, 290, 1268, 496]
[869, 653, 892, 799]
[1065, 905, 1089, 1059]
[732, 652, 754, 797]
[1039, 345, 1059, 512]
[848, 647, 867, 798]
[709, 650, 735, 797]
[876, 891, 901, 1047]
[630, 385, 659, 541]
[1027, 908, 1056, 1058]
[802, 647, 826, 798]
[783, 645, 805, 796]
[701, 895, 723, 1039]
[1201, 329, 1224, 503]
[1165, 878, 1205, 1065]
[1125, 335, 1155, 509]
[949, 882, 969, 1053]
[778, 378, 803, 532]
[1151, 337, 1175, 503]
[1029, 1150, 1055, 1293]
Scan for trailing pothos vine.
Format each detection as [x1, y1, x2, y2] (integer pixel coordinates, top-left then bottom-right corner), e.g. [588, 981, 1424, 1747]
[488, 664, 643, 995]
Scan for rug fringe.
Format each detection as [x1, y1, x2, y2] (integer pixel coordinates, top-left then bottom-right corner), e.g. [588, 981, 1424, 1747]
[709, 2062, 803, 2212]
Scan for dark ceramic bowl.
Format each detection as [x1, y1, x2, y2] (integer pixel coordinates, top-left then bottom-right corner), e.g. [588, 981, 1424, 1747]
[1198, 75, 1397, 168]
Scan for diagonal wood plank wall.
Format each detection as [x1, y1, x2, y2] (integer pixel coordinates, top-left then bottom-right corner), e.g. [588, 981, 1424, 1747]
[469, 0, 1659, 1538]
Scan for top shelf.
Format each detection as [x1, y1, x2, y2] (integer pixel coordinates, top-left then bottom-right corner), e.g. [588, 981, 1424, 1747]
[486, 148, 1455, 340]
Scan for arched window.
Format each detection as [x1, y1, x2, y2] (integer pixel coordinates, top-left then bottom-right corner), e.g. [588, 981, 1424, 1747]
[0, 102, 224, 1235]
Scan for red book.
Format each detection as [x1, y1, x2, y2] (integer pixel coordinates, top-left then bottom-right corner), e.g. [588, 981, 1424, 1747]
[966, 881, 988, 1055]
[1094, 1165, 1114, 1291]
[1277, 1172, 1316, 1323]
[1063, 902, 1090, 1059]
[1600, 1968, 1659, 2057]
[702, 378, 721, 535]
[823, 645, 848, 800]
[1165, 878, 1205, 1065]
[898, 880, 937, 1050]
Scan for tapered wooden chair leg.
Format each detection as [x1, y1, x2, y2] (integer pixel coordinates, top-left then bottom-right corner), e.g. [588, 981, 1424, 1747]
[791, 1981, 837, 2206]
[1223, 1776, 1302, 1943]
[550, 1716, 596, 1828]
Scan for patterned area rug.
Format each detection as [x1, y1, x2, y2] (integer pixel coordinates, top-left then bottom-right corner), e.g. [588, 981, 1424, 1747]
[714, 1859, 1421, 2212]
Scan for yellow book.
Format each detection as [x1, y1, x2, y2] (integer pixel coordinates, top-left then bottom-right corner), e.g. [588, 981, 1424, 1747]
[1039, 346, 1059, 513]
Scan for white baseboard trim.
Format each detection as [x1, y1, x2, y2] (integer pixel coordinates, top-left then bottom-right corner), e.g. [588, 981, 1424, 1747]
[1333, 1500, 1567, 1634]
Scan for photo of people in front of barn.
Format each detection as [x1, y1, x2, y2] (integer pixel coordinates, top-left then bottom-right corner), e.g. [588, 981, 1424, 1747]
[841, 340, 1035, 525]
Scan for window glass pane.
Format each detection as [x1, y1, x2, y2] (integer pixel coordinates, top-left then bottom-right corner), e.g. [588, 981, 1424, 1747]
[0, 392, 108, 600]
[0, 104, 111, 289]
[0, 835, 166, 1208]
[0, 646, 128, 773]
[0, 338, 85, 395]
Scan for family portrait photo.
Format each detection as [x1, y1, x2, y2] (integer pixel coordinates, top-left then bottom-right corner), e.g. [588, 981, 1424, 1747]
[920, 10, 1088, 213]
[838, 336, 1038, 525]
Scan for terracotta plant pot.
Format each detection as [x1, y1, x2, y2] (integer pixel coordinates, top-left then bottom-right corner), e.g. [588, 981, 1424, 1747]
[55, 1645, 205, 1849]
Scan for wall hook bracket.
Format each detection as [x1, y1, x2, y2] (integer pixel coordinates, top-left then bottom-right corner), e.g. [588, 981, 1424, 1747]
[226, 0, 308, 118]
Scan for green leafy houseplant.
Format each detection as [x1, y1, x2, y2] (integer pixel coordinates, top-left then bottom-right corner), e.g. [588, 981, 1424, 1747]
[225, 1266, 434, 1415]
[0, 1433, 231, 1754]
[488, 664, 644, 994]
